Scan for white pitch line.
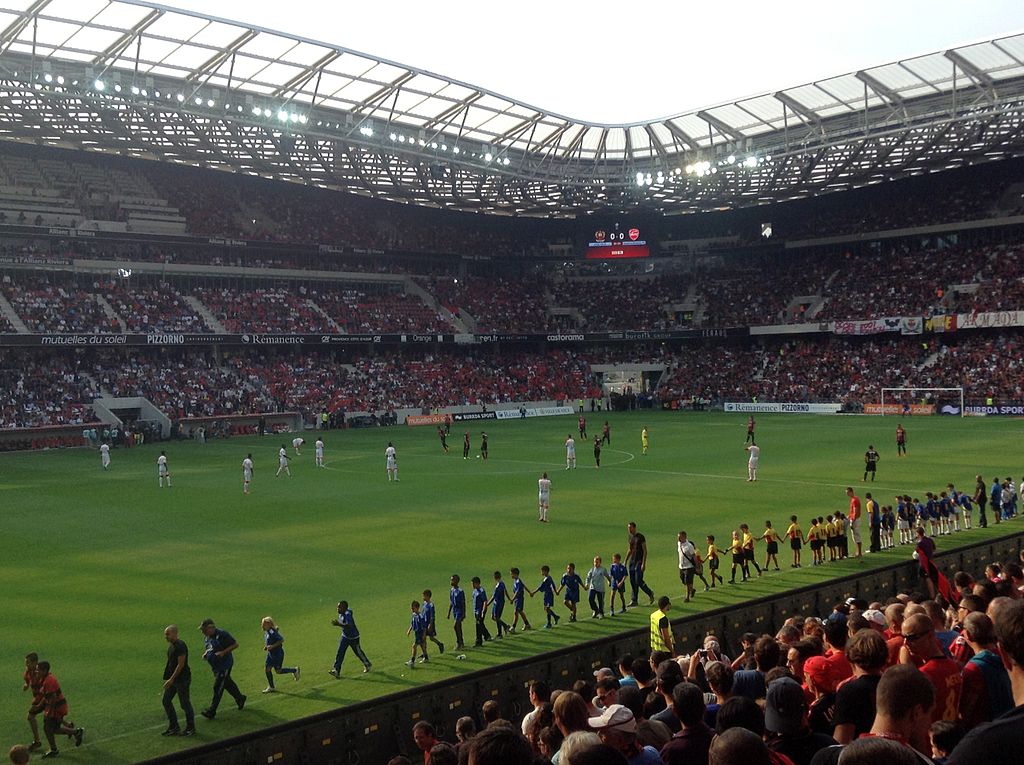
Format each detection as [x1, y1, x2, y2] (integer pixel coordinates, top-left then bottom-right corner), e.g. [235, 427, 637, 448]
[611, 465, 920, 494]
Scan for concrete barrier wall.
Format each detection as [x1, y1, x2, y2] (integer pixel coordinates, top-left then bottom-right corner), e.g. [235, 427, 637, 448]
[139, 531, 1023, 765]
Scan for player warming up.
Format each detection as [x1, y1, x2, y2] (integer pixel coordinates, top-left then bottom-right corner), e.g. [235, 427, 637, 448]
[641, 426, 649, 455]
[745, 415, 756, 444]
[462, 431, 470, 460]
[479, 431, 489, 460]
[385, 442, 399, 481]
[276, 445, 290, 477]
[292, 436, 304, 455]
[260, 617, 299, 693]
[100, 441, 111, 470]
[896, 423, 907, 456]
[242, 454, 254, 494]
[538, 472, 551, 522]
[864, 444, 880, 481]
[593, 435, 602, 468]
[745, 443, 760, 481]
[329, 601, 372, 677]
[315, 438, 325, 467]
[438, 426, 449, 454]
[565, 435, 576, 470]
[158, 451, 171, 488]
[578, 415, 587, 439]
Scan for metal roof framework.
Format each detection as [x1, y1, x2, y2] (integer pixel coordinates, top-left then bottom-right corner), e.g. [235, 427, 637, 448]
[0, 0, 1023, 216]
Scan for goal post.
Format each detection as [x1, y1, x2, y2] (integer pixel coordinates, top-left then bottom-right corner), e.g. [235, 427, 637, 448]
[880, 387, 965, 417]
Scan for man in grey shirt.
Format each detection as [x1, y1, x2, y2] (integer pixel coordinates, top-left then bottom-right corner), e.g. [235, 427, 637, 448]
[586, 555, 612, 618]
[678, 531, 698, 603]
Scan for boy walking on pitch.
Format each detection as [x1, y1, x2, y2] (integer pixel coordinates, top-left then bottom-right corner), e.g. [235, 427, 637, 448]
[507, 569, 532, 632]
[609, 554, 628, 613]
[729, 530, 747, 583]
[557, 562, 586, 622]
[471, 577, 492, 646]
[447, 575, 466, 651]
[705, 535, 724, 587]
[486, 571, 512, 638]
[585, 556, 612, 617]
[740, 524, 763, 577]
[761, 520, 781, 571]
[530, 565, 561, 628]
[786, 515, 803, 568]
[405, 601, 428, 666]
[421, 591, 446, 654]
[36, 661, 84, 757]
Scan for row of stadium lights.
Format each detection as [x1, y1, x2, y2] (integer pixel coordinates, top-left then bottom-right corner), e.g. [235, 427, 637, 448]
[81, 78, 510, 164]
[634, 154, 772, 186]
[382, 130, 512, 165]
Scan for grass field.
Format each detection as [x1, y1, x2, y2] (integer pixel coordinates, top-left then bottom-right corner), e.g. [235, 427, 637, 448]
[2, 410, 1021, 763]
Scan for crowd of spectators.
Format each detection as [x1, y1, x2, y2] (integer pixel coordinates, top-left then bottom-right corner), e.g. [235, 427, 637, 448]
[306, 288, 452, 333]
[423, 276, 552, 333]
[193, 286, 336, 334]
[92, 351, 262, 420]
[0, 354, 96, 429]
[388, 551, 1024, 765]
[3, 278, 118, 333]
[2, 330, 1024, 431]
[102, 281, 211, 332]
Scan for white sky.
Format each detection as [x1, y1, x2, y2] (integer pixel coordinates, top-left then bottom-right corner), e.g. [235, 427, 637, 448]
[163, 0, 1024, 124]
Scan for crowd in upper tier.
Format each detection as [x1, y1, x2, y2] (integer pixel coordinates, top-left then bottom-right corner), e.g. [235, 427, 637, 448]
[1, 236, 1024, 334]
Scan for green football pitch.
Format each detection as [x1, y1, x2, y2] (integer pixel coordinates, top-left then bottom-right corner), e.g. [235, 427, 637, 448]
[2, 410, 1020, 763]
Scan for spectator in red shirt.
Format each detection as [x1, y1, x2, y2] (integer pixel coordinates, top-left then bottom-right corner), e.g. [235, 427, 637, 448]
[36, 661, 84, 757]
[412, 720, 440, 764]
[899, 614, 963, 722]
[846, 488, 863, 558]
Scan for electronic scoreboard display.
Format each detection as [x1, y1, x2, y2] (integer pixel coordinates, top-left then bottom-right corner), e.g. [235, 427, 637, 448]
[582, 220, 655, 260]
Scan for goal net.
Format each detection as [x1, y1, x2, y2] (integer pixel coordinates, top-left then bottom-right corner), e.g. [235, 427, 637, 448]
[880, 387, 965, 417]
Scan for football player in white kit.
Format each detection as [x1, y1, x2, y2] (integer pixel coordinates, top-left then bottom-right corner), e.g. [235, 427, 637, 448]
[538, 472, 552, 522]
[100, 441, 111, 470]
[292, 436, 304, 455]
[276, 445, 291, 477]
[746, 443, 760, 482]
[385, 442, 398, 481]
[158, 451, 171, 487]
[243, 453, 254, 494]
[314, 438, 325, 467]
[564, 435, 576, 470]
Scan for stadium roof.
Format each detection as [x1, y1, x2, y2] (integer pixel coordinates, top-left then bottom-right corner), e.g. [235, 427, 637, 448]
[1, 0, 1024, 217]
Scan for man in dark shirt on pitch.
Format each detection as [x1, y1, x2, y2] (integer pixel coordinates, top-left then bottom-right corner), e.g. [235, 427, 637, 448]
[161, 625, 195, 736]
[330, 601, 372, 677]
[626, 522, 655, 607]
[198, 618, 246, 719]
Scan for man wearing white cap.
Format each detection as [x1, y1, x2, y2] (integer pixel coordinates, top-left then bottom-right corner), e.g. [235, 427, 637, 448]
[587, 703, 661, 764]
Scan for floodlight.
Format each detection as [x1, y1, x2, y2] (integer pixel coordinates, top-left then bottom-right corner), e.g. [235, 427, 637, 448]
[56, 76, 64, 85]
[430, 142, 438, 149]
[636, 172, 644, 185]
[44, 73, 52, 83]
[389, 132, 397, 140]
[176, 93, 184, 102]
[94, 79, 105, 90]
[727, 154, 735, 164]
[452, 147, 460, 154]
[290, 113, 299, 123]
[502, 157, 510, 166]
[113, 84, 121, 92]
[130, 85, 139, 95]
[743, 156, 758, 168]
[263, 108, 271, 118]
[207, 99, 214, 107]
[440, 144, 447, 151]
[484, 152, 493, 162]
[398, 135, 406, 143]
[298, 114, 307, 124]
[278, 110, 288, 121]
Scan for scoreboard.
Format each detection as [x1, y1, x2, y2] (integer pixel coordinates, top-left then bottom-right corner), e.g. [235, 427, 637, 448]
[584, 221, 651, 260]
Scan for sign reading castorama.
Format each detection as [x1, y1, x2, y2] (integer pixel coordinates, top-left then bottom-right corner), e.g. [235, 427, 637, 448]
[724, 402, 842, 414]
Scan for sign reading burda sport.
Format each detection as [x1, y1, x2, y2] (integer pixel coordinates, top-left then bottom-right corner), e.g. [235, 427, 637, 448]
[724, 402, 842, 414]
[964, 403, 1024, 416]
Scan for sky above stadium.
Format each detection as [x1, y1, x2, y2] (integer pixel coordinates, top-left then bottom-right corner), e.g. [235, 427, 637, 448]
[163, 0, 1024, 124]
